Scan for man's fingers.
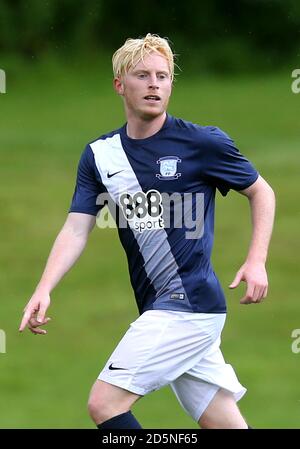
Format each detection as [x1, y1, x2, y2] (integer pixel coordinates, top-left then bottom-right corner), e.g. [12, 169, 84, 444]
[20, 295, 51, 333]
[19, 314, 51, 332]
[262, 286, 268, 298]
[256, 286, 266, 303]
[229, 271, 243, 289]
[255, 285, 268, 303]
[240, 284, 268, 304]
[19, 311, 33, 332]
[27, 318, 51, 335]
[37, 305, 49, 323]
[28, 326, 47, 335]
[252, 285, 262, 303]
[240, 283, 255, 304]
[28, 317, 51, 328]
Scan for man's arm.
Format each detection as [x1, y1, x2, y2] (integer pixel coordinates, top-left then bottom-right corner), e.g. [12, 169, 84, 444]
[229, 175, 276, 304]
[19, 212, 96, 333]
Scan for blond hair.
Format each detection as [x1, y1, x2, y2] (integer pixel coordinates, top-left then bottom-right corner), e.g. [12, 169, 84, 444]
[112, 33, 176, 81]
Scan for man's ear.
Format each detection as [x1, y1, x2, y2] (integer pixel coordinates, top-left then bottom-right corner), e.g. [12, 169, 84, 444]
[114, 77, 124, 96]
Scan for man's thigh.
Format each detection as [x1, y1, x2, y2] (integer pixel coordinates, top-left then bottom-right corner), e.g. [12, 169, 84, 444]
[171, 343, 246, 423]
[90, 379, 141, 406]
[199, 388, 248, 429]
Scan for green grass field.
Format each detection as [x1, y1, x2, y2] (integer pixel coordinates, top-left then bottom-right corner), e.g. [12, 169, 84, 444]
[0, 59, 299, 428]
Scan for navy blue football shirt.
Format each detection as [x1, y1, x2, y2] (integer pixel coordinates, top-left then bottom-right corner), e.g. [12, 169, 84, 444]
[69, 114, 259, 314]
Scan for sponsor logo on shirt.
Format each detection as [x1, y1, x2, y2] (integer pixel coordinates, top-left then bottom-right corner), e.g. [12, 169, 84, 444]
[119, 190, 164, 233]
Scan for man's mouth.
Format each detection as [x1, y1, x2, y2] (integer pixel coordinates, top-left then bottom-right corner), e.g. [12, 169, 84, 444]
[144, 95, 161, 101]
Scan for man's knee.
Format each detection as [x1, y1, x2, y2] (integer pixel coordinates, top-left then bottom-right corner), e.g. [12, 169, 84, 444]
[87, 379, 140, 424]
[87, 391, 114, 424]
[198, 388, 248, 429]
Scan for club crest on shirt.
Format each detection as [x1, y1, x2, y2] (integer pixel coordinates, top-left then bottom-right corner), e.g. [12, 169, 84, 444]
[156, 156, 181, 180]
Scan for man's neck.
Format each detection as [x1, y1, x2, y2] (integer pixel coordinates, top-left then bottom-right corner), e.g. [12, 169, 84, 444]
[126, 112, 167, 139]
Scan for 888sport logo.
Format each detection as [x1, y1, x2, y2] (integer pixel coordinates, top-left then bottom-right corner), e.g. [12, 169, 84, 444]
[119, 190, 164, 233]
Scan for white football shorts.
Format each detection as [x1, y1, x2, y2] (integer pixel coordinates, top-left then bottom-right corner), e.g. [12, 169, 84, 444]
[98, 310, 246, 421]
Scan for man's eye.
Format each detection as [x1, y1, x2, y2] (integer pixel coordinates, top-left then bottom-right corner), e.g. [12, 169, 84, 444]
[137, 73, 146, 79]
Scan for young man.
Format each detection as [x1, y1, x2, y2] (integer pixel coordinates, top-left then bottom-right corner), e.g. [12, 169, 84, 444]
[19, 34, 275, 429]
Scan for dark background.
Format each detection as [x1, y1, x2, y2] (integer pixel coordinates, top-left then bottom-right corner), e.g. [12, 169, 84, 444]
[1, 0, 300, 73]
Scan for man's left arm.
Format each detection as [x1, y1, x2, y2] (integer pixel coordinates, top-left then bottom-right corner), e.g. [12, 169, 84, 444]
[229, 175, 276, 304]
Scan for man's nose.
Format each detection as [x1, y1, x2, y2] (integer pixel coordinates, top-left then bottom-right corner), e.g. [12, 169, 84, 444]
[148, 75, 159, 89]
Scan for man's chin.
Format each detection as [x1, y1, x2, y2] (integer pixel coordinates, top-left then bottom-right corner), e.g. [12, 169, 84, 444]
[139, 108, 165, 121]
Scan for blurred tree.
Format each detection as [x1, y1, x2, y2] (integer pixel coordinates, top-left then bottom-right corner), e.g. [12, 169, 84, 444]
[0, 0, 299, 73]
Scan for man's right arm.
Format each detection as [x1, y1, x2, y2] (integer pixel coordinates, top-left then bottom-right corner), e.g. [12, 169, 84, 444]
[19, 212, 96, 334]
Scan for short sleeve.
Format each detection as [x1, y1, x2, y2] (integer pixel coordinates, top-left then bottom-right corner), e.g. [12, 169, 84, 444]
[69, 145, 105, 216]
[201, 127, 259, 196]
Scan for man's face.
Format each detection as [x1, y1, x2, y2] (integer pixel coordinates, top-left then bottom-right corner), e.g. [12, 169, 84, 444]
[114, 52, 172, 121]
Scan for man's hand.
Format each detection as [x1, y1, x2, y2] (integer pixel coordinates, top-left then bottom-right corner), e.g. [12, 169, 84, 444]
[19, 290, 51, 335]
[229, 261, 268, 304]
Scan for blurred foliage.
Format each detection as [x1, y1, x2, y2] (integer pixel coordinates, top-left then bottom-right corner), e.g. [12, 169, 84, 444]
[0, 0, 300, 73]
